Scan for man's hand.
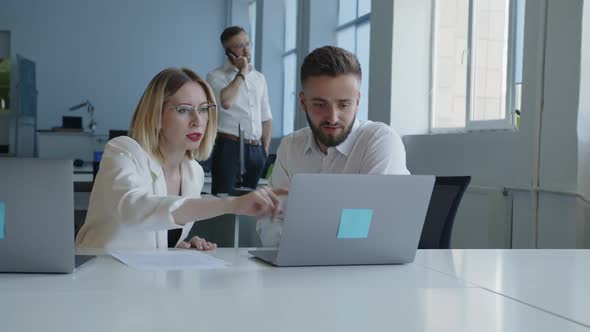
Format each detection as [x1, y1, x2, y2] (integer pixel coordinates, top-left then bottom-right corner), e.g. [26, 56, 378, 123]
[220, 55, 250, 109]
[234, 56, 249, 75]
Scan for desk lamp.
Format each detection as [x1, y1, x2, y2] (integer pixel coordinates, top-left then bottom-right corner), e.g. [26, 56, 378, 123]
[69, 100, 97, 133]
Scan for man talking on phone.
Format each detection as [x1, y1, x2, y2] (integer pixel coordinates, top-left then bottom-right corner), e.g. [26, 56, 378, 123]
[207, 26, 272, 195]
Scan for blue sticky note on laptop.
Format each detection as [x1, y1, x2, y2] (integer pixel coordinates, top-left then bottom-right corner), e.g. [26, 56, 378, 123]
[337, 209, 373, 239]
[0, 201, 5, 239]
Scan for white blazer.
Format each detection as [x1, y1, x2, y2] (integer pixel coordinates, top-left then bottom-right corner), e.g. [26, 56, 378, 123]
[75, 136, 204, 250]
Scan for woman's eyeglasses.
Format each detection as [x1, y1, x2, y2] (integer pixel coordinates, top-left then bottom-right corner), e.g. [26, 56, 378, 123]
[168, 104, 216, 118]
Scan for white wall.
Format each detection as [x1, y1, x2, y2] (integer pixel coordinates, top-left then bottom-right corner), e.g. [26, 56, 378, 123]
[538, 0, 582, 192]
[367, 0, 394, 126]
[451, 186, 512, 248]
[258, 0, 285, 138]
[374, 0, 590, 248]
[538, 194, 585, 248]
[369, 0, 432, 136]
[229, 0, 251, 32]
[0, 0, 226, 135]
[577, 0, 590, 249]
[294, 0, 339, 131]
[390, 0, 431, 136]
[306, 0, 338, 51]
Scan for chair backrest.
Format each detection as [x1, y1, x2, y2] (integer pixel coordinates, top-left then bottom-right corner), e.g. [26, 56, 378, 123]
[418, 176, 471, 249]
[109, 130, 128, 140]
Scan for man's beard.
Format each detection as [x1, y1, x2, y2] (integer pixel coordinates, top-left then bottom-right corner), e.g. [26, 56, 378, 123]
[305, 110, 355, 148]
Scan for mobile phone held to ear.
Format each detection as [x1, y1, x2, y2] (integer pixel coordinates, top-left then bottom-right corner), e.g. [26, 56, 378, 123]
[225, 48, 238, 59]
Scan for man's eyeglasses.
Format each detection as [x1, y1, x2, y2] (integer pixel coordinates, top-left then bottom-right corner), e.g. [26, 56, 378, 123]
[228, 41, 252, 50]
[168, 104, 216, 119]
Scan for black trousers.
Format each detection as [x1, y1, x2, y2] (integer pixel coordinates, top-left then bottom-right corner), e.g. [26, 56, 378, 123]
[211, 137, 266, 195]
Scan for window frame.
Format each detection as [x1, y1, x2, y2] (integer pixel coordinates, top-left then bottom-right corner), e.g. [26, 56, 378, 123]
[336, 0, 370, 121]
[248, 0, 257, 66]
[429, 0, 520, 134]
[281, 0, 299, 136]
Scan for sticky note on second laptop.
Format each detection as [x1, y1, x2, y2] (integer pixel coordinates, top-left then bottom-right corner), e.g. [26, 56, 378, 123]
[0, 201, 5, 239]
[337, 209, 373, 239]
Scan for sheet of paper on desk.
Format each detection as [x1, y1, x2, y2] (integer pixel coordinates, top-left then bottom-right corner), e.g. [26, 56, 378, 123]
[109, 250, 228, 271]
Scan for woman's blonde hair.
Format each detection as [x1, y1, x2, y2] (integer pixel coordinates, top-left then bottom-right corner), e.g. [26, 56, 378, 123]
[129, 67, 218, 162]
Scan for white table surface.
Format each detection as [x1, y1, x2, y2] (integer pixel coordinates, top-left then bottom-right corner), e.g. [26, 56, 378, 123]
[0, 249, 589, 332]
[414, 249, 590, 329]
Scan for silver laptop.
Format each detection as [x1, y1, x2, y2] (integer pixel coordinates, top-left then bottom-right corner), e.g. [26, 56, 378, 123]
[0, 158, 94, 273]
[249, 174, 435, 266]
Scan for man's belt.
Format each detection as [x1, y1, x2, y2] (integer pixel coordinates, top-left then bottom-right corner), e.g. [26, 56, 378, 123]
[217, 132, 261, 146]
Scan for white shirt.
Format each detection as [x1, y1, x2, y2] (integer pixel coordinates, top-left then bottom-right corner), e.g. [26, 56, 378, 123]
[257, 120, 410, 246]
[207, 61, 272, 140]
[75, 136, 202, 250]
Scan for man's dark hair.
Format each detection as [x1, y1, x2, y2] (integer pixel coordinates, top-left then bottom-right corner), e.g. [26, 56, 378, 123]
[300, 46, 362, 85]
[220, 26, 246, 44]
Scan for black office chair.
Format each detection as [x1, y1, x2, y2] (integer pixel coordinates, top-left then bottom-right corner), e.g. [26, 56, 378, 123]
[109, 130, 128, 139]
[73, 182, 93, 237]
[418, 176, 471, 249]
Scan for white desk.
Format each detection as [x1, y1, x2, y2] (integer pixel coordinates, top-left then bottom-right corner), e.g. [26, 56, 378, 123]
[0, 249, 588, 331]
[414, 249, 590, 328]
[73, 164, 94, 182]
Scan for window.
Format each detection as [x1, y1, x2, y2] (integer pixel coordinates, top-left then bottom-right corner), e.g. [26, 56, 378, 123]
[282, 0, 298, 135]
[336, 0, 371, 121]
[431, 0, 526, 131]
[248, 0, 257, 63]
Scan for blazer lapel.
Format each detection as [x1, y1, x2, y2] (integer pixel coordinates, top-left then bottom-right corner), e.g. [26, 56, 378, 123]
[147, 155, 167, 195]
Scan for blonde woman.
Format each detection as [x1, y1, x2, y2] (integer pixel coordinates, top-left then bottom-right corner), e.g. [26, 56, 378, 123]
[76, 67, 286, 250]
